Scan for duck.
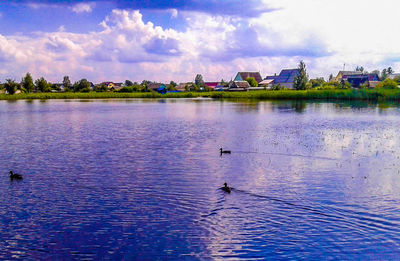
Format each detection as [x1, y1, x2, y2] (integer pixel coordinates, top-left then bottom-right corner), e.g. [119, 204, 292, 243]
[220, 148, 231, 155]
[221, 182, 231, 193]
[9, 171, 23, 180]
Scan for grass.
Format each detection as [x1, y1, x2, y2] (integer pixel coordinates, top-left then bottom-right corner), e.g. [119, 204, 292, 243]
[2, 89, 400, 101]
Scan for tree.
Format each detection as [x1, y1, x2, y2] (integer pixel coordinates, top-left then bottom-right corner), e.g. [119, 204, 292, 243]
[4, 79, 19, 95]
[35, 77, 50, 92]
[125, 80, 133, 86]
[73, 78, 91, 92]
[381, 69, 388, 80]
[22, 72, 34, 93]
[195, 74, 205, 87]
[169, 81, 177, 87]
[309, 77, 325, 88]
[293, 60, 308, 90]
[355, 66, 364, 73]
[245, 77, 258, 87]
[63, 76, 72, 91]
[328, 74, 333, 82]
[387, 67, 394, 75]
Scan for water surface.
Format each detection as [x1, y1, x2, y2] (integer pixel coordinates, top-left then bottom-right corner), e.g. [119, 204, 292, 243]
[1, 99, 400, 259]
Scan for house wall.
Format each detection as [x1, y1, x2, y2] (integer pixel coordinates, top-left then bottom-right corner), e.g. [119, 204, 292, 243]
[278, 83, 294, 89]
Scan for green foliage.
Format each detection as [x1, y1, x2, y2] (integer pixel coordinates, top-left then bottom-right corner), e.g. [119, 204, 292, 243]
[124, 80, 133, 86]
[309, 77, 325, 88]
[35, 77, 50, 92]
[195, 74, 204, 87]
[63, 76, 72, 90]
[118, 86, 135, 93]
[271, 84, 284, 90]
[73, 79, 91, 92]
[245, 77, 258, 87]
[22, 72, 34, 93]
[80, 87, 92, 93]
[342, 81, 352, 89]
[376, 78, 399, 89]
[4, 79, 19, 95]
[393, 76, 400, 84]
[51, 84, 61, 92]
[293, 60, 308, 90]
[169, 81, 177, 87]
[3, 89, 400, 102]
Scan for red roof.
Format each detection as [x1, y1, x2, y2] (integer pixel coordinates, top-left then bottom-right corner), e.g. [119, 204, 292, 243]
[204, 82, 219, 88]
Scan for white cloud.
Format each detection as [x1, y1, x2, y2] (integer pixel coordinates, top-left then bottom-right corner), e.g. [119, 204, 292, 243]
[2, 2, 400, 83]
[169, 9, 178, 18]
[71, 3, 94, 13]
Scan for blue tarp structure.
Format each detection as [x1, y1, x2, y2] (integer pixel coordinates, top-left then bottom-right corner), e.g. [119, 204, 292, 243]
[156, 85, 167, 94]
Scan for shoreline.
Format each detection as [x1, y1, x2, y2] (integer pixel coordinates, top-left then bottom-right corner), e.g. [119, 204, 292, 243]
[1, 89, 400, 101]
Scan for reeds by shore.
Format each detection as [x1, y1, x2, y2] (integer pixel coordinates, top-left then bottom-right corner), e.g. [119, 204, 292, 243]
[2, 89, 400, 101]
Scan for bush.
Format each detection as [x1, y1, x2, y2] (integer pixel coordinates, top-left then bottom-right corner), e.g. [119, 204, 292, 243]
[80, 87, 92, 93]
[376, 78, 399, 89]
[118, 86, 134, 93]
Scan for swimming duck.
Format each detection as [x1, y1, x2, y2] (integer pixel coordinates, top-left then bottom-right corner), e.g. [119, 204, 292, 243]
[220, 148, 231, 155]
[9, 171, 22, 180]
[221, 182, 231, 193]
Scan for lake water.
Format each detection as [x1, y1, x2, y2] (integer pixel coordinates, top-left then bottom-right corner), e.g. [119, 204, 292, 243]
[1, 99, 400, 260]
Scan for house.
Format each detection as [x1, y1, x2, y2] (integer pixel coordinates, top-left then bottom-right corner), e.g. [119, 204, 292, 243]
[156, 85, 167, 94]
[388, 73, 400, 80]
[258, 79, 274, 89]
[204, 82, 219, 90]
[234, 72, 263, 83]
[228, 81, 250, 91]
[265, 69, 300, 89]
[112, 83, 123, 91]
[334, 71, 362, 82]
[342, 73, 380, 88]
[148, 83, 167, 93]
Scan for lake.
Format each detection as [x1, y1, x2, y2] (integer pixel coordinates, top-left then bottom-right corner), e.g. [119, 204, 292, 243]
[1, 98, 400, 260]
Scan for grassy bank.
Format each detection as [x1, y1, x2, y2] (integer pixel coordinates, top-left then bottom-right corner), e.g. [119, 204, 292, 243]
[2, 89, 400, 101]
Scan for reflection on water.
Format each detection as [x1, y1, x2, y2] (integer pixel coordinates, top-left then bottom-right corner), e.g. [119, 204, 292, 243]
[1, 99, 400, 259]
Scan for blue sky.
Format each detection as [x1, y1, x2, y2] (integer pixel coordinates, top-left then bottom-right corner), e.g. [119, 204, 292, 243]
[1, 0, 400, 83]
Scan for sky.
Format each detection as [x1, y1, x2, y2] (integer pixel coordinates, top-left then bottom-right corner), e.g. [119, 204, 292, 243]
[1, 0, 400, 83]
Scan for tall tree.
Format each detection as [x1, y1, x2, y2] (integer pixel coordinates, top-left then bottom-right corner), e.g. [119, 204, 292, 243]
[73, 78, 91, 92]
[195, 74, 205, 87]
[293, 60, 308, 90]
[387, 67, 394, 75]
[381, 69, 388, 80]
[35, 77, 50, 92]
[4, 79, 19, 95]
[22, 72, 34, 93]
[63, 76, 72, 90]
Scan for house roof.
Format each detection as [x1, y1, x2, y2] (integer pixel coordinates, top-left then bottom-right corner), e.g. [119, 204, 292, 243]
[148, 83, 165, 90]
[231, 81, 250, 89]
[265, 69, 300, 84]
[204, 82, 219, 88]
[236, 72, 263, 83]
[259, 79, 274, 85]
[338, 71, 362, 76]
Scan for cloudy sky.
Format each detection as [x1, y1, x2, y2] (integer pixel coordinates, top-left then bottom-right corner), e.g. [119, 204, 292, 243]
[1, 0, 399, 84]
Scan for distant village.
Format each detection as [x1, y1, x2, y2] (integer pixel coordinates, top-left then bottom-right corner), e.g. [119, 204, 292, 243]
[1, 64, 400, 94]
